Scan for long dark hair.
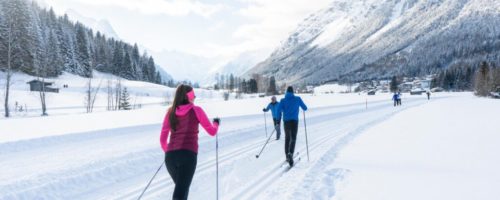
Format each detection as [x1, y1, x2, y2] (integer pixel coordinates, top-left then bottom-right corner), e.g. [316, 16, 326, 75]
[169, 84, 193, 131]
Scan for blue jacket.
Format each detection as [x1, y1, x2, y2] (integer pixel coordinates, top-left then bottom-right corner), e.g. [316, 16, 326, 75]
[264, 102, 282, 120]
[278, 92, 308, 121]
[392, 94, 398, 101]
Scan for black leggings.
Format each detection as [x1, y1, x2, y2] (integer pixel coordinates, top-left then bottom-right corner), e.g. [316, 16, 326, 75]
[284, 120, 298, 157]
[165, 150, 197, 200]
[273, 118, 281, 139]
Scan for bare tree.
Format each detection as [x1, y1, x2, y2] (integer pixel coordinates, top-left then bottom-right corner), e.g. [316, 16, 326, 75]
[114, 78, 122, 110]
[163, 90, 172, 106]
[2, 12, 13, 118]
[84, 74, 101, 113]
[36, 35, 50, 116]
[106, 79, 114, 110]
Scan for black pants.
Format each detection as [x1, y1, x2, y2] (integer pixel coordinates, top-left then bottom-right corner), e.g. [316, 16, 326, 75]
[273, 118, 281, 139]
[165, 150, 197, 200]
[284, 120, 298, 158]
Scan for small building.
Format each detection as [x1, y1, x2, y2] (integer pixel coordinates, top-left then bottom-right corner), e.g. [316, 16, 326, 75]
[420, 80, 432, 90]
[27, 80, 59, 93]
[410, 88, 425, 95]
[399, 82, 413, 93]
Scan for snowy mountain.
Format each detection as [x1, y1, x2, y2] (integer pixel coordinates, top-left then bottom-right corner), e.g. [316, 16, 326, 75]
[152, 49, 269, 85]
[203, 50, 270, 85]
[156, 65, 174, 82]
[151, 50, 221, 83]
[248, 0, 500, 85]
[65, 9, 120, 40]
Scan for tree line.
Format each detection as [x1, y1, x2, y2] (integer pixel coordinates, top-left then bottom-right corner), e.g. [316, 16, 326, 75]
[0, 0, 167, 117]
[213, 73, 279, 95]
[431, 61, 500, 96]
[0, 0, 163, 82]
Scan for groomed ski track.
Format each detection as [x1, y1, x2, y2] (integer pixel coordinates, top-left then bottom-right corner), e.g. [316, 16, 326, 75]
[0, 96, 440, 200]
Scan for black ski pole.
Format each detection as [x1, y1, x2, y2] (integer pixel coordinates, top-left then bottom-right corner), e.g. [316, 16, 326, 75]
[255, 128, 276, 158]
[216, 133, 219, 200]
[303, 111, 310, 162]
[137, 161, 164, 200]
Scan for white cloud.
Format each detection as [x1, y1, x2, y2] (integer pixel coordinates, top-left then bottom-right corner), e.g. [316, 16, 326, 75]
[188, 0, 334, 64]
[48, 0, 226, 18]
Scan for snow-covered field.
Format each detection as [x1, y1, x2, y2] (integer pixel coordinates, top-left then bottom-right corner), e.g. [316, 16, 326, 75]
[1, 76, 498, 200]
[332, 95, 500, 200]
[0, 71, 223, 118]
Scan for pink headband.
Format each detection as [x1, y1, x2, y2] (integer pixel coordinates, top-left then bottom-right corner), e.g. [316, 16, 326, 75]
[187, 90, 196, 101]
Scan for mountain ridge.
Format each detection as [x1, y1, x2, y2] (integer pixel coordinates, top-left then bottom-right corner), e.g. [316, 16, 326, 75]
[247, 0, 500, 85]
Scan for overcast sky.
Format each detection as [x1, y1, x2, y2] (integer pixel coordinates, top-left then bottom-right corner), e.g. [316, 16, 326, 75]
[38, 0, 332, 60]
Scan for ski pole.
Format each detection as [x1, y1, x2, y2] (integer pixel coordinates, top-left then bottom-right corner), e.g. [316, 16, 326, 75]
[216, 133, 219, 200]
[137, 161, 164, 200]
[255, 128, 276, 158]
[263, 112, 268, 138]
[303, 111, 310, 162]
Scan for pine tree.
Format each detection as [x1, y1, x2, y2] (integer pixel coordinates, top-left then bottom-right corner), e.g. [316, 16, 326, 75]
[131, 43, 142, 78]
[119, 87, 131, 110]
[267, 76, 277, 95]
[112, 42, 123, 75]
[46, 30, 63, 76]
[155, 71, 162, 84]
[249, 79, 258, 93]
[229, 74, 235, 91]
[122, 51, 134, 79]
[56, 16, 76, 73]
[390, 76, 399, 92]
[75, 23, 91, 77]
[240, 79, 247, 93]
[146, 56, 156, 82]
[475, 62, 490, 96]
[0, 0, 38, 74]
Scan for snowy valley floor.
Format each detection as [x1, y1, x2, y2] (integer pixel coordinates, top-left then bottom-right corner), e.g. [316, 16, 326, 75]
[330, 94, 500, 200]
[0, 93, 498, 200]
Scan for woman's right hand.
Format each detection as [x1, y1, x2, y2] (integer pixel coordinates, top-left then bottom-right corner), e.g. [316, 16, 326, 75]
[213, 118, 220, 125]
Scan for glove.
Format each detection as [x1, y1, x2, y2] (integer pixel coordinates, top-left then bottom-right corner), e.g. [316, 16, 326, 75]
[213, 118, 220, 125]
[262, 108, 266, 112]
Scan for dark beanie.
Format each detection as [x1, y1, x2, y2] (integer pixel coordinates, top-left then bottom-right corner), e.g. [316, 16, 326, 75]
[287, 86, 294, 93]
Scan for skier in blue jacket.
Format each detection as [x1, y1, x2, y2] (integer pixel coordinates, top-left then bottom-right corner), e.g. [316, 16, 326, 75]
[392, 93, 398, 107]
[278, 86, 308, 167]
[263, 96, 282, 140]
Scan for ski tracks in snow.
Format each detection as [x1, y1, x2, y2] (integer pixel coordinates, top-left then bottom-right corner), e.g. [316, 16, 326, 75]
[254, 97, 440, 200]
[0, 96, 446, 200]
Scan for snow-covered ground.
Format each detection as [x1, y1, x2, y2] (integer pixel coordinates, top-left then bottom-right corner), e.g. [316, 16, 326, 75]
[313, 83, 356, 94]
[331, 94, 500, 200]
[1, 78, 498, 200]
[0, 71, 224, 118]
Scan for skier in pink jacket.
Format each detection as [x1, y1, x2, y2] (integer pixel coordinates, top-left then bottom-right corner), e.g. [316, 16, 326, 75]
[160, 84, 220, 200]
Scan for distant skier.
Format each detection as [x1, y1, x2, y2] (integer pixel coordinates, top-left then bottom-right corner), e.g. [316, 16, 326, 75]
[392, 93, 398, 107]
[278, 86, 308, 167]
[397, 92, 402, 106]
[160, 84, 220, 200]
[263, 96, 282, 140]
[426, 91, 431, 100]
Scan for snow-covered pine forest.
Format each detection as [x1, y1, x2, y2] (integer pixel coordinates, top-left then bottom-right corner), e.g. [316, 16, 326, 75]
[0, 0, 164, 83]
